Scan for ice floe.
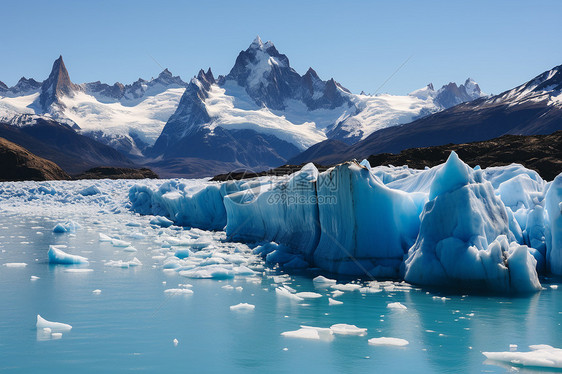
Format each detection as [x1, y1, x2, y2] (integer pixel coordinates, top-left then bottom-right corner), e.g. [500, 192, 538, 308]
[483, 344, 562, 369]
[368, 337, 409, 347]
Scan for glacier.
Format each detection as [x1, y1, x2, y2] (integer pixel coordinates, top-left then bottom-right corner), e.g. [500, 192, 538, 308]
[129, 152, 561, 293]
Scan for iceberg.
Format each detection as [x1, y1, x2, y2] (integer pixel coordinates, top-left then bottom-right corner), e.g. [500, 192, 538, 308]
[48, 245, 89, 265]
[128, 152, 560, 294]
[403, 153, 541, 293]
[36, 315, 72, 332]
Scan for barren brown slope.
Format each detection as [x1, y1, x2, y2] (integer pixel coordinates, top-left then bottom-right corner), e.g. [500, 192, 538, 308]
[0, 137, 71, 181]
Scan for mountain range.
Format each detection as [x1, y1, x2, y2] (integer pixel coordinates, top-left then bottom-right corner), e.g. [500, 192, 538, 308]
[1, 37, 559, 177]
[289, 63, 562, 166]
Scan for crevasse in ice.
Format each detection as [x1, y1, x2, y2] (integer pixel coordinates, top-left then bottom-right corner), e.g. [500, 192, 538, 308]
[129, 152, 561, 293]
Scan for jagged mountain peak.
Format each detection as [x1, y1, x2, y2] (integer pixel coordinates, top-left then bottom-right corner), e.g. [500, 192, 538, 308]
[223, 38, 351, 111]
[159, 68, 172, 77]
[39, 55, 80, 111]
[249, 35, 276, 51]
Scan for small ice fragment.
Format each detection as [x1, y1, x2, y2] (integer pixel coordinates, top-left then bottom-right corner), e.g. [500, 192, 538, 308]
[173, 338, 179, 346]
[230, 303, 255, 311]
[328, 298, 343, 305]
[111, 239, 131, 247]
[30, 276, 40, 280]
[387, 302, 407, 310]
[123, 246, 137, 252]
[295, 291, 323, 299]
[551, 285, 559, 290]
[282, 326, 333, 341]
[164, 288, 194, 295]
[150, 216, 174, 228]
[313, 275, 337, 285]
[36, 315, 72, 331]
[92, 289, 102, 294]
[283, 347, 288, 351]
[331, 283, 361, 292]
[510, 344, 518, 351]
[331, 290, 344, 297]
[330, 324, 367, 336]
[235, 286, 243, 291]
[275, 287, 304, 301]
[99, 233, 112, 242]
[222, 285, 234, 290]
[51, 332, 63, 339]
[64, 269, 93, 273]
[368, 337, 409, 347]
[3, 262, 27, 267]
[105, 258, 142, 268]
[281, 328, 321, 340]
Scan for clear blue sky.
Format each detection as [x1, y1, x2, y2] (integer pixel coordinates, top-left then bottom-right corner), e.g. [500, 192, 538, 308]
[1, 0, 561, 95]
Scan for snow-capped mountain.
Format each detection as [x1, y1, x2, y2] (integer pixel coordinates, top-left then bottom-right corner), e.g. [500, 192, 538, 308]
[0, 38, 485, 175]
[0, 56, 188, 155]
[289, 64, 562, 166]
[149, 37, 484, 173]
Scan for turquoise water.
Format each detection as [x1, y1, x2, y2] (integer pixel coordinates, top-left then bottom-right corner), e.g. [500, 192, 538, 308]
[0, 212, 561, 373]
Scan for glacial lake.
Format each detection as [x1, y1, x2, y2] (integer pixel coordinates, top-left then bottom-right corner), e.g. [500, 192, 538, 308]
[0, 209, 561, 374]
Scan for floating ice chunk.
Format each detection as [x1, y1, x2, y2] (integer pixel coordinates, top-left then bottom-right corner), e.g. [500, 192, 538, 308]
[3, 262, 27, 267]
[105, 258, 142, 268]
[282, 326, 333, 341]
[164, 288, 194, 295]
[150, 216, 174, 228]
[51, 332, 63, 339]
[483, 345, 562, 369]
[111, 239, 131, 247]
[331, 290, 344, 297]
[368, 337, 409, 347]
[313, 275, 337, 285]
[330, 324, 367, 336]
[173, 338, 179, 346]
[64, 268, 93, 273]
[222, 285, 234, 290]
[281, 328, 323, 340]
[331, 283, 361, 292]
[295, 291, 323, 299]
[179, 265, 234, 279]
[510, 344, 518, 351]
[328, 298, 343, 305]
[48, 245, 89, 265]
[551, 285, 559, 289]
[123, 246, 138, 252]
[30, 276, 40, 280]
[92, 289, 102, 294]
[79, 185, 101, 196]
[99, 233, 112, 242]
[53, 221, 80, 234]
[387, 302, 407, 310]
[36, 315, 72, 332]
[276, 286, 304, 301]
[230, 303, 255, 311]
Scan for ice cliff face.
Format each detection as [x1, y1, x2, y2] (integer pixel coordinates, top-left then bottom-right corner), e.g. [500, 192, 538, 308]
[129, 153, 561, 293]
